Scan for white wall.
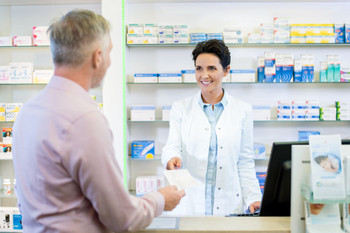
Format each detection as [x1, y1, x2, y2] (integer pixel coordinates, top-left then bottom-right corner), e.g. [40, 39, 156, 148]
[126, 1, 350, 190]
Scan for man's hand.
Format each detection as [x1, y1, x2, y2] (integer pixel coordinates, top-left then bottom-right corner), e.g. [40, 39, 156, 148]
[249, 201, 261, 213]
[158, 185, 186, 211]
[166, 157, 182, 170]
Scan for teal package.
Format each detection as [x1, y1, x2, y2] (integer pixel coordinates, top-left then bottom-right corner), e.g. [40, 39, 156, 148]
[334, 64, 341, 82]
[131, 140, 155, 159]
[327, 65, 334, 82]
[320, 69, 327, 82]
[13, 214, 22, 230]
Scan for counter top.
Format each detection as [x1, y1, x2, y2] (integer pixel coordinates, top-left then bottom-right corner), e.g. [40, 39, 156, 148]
[136, 216, 290, 233]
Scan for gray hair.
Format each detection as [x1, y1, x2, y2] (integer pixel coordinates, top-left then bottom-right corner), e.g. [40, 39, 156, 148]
[48, 9, 110, 66]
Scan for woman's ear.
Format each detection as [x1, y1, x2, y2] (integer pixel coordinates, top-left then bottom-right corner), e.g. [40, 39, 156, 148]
[224, 65, 231, 76]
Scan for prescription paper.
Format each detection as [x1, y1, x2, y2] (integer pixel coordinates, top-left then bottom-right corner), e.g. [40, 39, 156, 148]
[163, 169, 198, 191]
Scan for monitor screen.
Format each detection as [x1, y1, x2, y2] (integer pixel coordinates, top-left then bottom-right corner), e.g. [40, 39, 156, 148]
[259, 139, 350, 217]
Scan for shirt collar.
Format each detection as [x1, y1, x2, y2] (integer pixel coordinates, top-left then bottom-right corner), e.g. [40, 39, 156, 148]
[198, 89, 228, 109]
[47, 75, 98, 108]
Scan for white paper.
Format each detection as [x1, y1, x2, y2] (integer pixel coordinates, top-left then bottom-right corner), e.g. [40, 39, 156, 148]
[163, 169, 198, 191]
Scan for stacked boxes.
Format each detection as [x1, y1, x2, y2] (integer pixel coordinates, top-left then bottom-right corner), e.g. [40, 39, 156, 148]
[2, 128, 12, 154]
[326, 55, 341, 82]
[260, 24, 274, 43]
[2, 103, 23, 122]
[290, 24, 335, 43]
[319, 62, 328, 82]
[277, 101, 291, 120]
[305, 100, 320, 121]
[300, 54, 314, 82]
[264, 52, 276, 82]
[341, 67, 350, 82]
[273, 18, 290, 43]
[336, 101, 350, 120]
[0, 104, 5, 121]
[190, 33, 207, 43]
[334, 24, 345, 43]
[32, 26, 50, 46]
[0, 207, 22, 232]
[319, 107, 336, 121]
[206, 33, 223, 41]
[127, 24, 189, 44]
[291, 100, 306, 121]
[136, 176, 162, 196]
[223, 28, 243, 43]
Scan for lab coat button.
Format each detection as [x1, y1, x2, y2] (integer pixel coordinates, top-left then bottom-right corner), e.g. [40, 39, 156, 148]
[205, 127, 209, 131]
[237, 193, 239, 197]
[220, 146, 223, 149]
[217, 207, 219, 210]
[219, 166, 222, 169]
[218, 187, 221, 190]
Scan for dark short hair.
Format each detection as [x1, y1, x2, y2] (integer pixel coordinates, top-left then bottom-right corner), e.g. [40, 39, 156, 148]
[192, 39, 231, 69]
[315, 155, 328, 164]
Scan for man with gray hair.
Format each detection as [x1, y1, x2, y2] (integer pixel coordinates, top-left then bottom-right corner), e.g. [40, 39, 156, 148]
[12, 9, 185, 232]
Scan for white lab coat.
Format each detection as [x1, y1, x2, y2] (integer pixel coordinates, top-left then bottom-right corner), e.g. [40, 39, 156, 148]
[161, 91, 262, 216]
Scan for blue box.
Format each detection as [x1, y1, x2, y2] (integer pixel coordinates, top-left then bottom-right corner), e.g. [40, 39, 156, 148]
[298, 131, 320, 142]
[335, 24, 345, 43]
[13, 214, 23, 230]
[131, 140, 155, 159]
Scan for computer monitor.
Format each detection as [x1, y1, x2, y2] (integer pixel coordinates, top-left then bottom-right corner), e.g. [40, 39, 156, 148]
[259, 139, 350, 217]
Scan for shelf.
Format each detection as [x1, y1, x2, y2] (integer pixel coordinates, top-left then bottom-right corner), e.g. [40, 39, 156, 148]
[128, 155, 161, 160]
[0, 45, 49, 48]
[0, 194, 16, 199]
[301, 183, 350, 203]
[127, 43, 350, 48]
[128, 119, 350, 123]
[0, 83, 47, 85]
[0, 0, 100, 5]
[129, 0, 349, 2]
[127, 82, 350, 85]
[0, 121, 14, 124]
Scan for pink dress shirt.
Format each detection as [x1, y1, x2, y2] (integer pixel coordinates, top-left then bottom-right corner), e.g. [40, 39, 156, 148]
[12, 76, 164, 232]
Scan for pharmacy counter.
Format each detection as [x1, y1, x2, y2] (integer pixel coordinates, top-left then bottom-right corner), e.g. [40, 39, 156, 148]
[136, 216, 290, 233]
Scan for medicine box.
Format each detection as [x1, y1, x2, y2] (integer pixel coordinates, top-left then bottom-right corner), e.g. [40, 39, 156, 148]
[0, 207, 22, 232]
[32, 26, 50, 46]
[33, 70, 53, 84]
[144, 24, 158, 34]
[142, 34, 158, 44]
[8, 63, 33, 83]
[173, 25, 189, 35]
[319, 107, 336, 121]
[136, 176, 159, 196]
[277, 109, 291, 120]
[0, 37, 12, 46]
[162, 106, 171, 121]
[134, 73, 157, 83]
[298, 131, 320, 141]
[130, 105, 155, 121]
[181, 70, 196, 83]
[159, 35, 174, 44]
[231, 70, 255, 82]
[131, 140, 155, 159]
[0, 66, 9, 83]
[128, 24, 143, 34]
[158, 73, 182, 83]
[13, 36, 32, 46]
[292, 109, 306, 120]
[158, 25, 173, 36]
[127, 34, 143, 44]
[5, 112, 19, 122]
[252, 106, 271, 121]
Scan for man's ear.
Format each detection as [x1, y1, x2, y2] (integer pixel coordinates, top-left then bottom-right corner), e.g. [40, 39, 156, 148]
[92, 49, 102, 69]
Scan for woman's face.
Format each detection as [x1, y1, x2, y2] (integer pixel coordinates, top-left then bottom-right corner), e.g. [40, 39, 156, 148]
[195, 53, 229, 96]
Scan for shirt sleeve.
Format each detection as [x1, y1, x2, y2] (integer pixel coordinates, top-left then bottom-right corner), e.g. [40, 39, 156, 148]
[161, 102, 183, 168]
[62, 110, 164, 232]
[236, 107, 262, 210]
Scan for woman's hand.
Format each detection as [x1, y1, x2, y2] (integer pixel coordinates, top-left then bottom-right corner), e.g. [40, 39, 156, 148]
[166, 157, 182, 170]
[249, 201, 261, 213]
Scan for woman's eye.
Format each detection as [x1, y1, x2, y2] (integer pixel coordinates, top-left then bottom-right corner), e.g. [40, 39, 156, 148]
[196, 67, 202, 71]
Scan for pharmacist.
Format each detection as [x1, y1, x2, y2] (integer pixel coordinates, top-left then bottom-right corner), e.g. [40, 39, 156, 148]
[161, 39, 262, 216]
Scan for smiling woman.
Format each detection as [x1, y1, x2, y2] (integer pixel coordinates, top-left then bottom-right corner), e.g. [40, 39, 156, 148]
[161, 39, 262, 216]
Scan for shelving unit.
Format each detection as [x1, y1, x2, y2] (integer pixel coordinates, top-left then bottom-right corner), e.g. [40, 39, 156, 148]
[124, 0, 350, 193]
